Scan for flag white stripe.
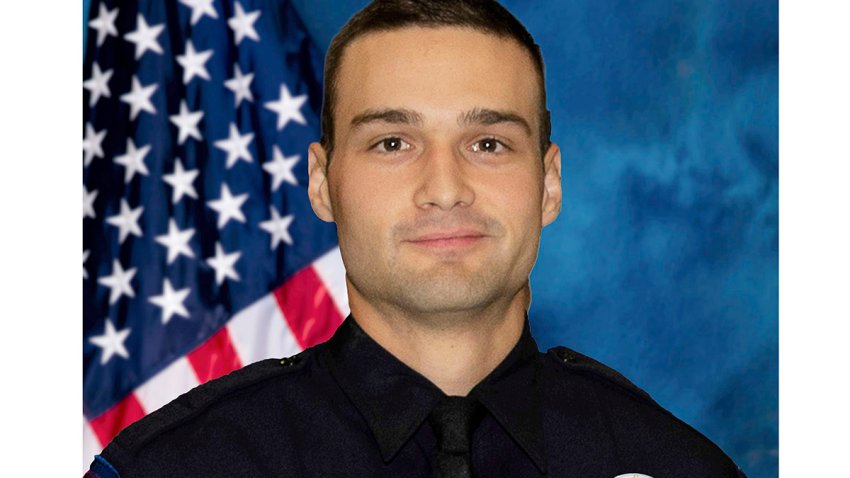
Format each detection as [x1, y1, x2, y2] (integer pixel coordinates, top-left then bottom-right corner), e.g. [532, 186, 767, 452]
[228, 292, 302, 365]
[134, 356, 200, 414]
[83, 418, 102, 473]
[313, 247, 349, 317]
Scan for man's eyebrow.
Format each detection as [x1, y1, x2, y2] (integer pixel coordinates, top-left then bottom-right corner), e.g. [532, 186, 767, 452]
[458, 108, 532, 135]
[350, 108, 424, 129]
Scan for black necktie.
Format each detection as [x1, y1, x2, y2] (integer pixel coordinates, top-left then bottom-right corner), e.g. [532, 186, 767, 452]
[428, 396, 484, 478]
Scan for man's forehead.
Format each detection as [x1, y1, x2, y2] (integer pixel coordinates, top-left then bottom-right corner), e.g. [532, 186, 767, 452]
[334, 26, 540, 125]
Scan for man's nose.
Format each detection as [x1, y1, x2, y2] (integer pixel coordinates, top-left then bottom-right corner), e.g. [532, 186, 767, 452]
[413, 144, 475, 211]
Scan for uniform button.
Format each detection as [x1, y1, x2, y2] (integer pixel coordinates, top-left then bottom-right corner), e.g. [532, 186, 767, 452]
[557, 349, 575, 363]
[280, 356, 301, 367]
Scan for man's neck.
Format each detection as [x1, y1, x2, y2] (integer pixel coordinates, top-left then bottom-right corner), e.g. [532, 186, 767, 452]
[346, 283, 530, 396]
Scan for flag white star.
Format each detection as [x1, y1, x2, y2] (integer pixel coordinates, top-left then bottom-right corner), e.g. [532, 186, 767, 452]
[98, 259, 137, 305]
[89, 318, 131, 365]
[213, 123, 254, 168]
[162, 158, 199, 204]
[120, 75, 158, 120]
[265, 84, 307, 131]
[83, 185, 98, 219]
[176, 40, 213, 84]
[83, 250, 90, 280]
[83, 63, 113, 107]
[124, 14, 164, 59]
[206, 242, 241, 285]
[155, 219, 195, 264]
[227, 1, 261, 45]
[88, 4, 119, 47]
[169, 100, 204, 144]
[207, 184, 249, 229]
[114, 138, 151, 183]
[148, 278, 191, 324]
[179, 0, 218, 25]
[83, 123, 106, 167]
[106, 199, 144, 244]
[263, 145, 300, 191]
[224, 64, 254, 107]
[259, 206, 295, 250]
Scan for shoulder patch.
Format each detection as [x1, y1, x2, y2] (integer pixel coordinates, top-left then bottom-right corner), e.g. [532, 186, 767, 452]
[103, 349, 313, 465]
[547, 346, 655, 405]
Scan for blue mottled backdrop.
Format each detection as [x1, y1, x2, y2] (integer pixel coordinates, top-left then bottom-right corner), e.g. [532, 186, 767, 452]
[83, 1, 778, 476]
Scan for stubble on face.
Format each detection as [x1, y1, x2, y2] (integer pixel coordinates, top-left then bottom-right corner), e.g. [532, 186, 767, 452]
[350, 206, 521, 317]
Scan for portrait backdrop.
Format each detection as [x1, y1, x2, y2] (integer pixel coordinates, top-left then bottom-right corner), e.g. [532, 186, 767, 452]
[83, 1, 778, 477]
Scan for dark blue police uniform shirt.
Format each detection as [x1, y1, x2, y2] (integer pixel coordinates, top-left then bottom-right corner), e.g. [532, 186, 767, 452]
[87, 315, 747, 477]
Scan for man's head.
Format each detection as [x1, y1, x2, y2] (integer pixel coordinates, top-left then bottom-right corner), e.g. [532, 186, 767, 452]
[308, 0, 562, 322]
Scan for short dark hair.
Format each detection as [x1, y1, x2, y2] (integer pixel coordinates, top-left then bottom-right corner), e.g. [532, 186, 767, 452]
[319, 0, 551, 160]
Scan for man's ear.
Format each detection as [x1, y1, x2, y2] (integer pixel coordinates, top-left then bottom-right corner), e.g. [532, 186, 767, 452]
[541, 143, 562, 227]
[307, 142, 335, 223]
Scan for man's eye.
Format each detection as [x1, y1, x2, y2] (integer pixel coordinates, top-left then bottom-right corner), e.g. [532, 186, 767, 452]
[372, 137, 412, 153]
[470, 138, 506, 153]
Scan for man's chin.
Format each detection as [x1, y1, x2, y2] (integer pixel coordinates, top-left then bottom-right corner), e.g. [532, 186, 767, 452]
[389, 275, 503, 316]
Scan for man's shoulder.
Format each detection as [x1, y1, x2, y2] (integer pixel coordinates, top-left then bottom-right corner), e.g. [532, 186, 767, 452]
[540, 345, 747, 477]
[98, 348, 317, 475]
[542, 345, 658, 406]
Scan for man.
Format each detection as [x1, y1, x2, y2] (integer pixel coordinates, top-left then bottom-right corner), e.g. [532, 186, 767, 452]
[87, 1, 746, 476]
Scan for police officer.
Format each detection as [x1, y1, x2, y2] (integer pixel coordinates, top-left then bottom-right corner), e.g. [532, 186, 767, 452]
[87, 1, 747, 476]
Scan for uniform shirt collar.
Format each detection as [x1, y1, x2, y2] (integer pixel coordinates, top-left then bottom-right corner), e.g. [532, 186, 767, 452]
[324, 314, 546, 473]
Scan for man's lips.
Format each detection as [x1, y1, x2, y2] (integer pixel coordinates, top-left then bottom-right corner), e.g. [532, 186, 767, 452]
[410, 229, 484, 242]
[405, 230, 487, 248]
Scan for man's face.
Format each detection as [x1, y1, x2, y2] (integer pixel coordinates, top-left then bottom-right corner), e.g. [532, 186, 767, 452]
[309, 27, 561, 318]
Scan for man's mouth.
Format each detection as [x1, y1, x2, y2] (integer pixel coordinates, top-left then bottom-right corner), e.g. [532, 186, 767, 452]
[406, 230, 488, 249]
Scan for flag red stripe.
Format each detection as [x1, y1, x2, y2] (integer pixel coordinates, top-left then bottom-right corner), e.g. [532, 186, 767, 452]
[274, 266, 344, 349]
[187, 327, 243, 383]
[88, 393, 146, 446]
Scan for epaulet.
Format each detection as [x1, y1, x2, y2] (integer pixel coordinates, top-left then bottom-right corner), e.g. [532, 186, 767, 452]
[104, 349, 312, 461]
[547, 345, 655, 405]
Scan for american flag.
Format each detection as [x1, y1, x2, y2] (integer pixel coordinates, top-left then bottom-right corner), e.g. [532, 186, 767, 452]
[82, 0, 348, 469]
